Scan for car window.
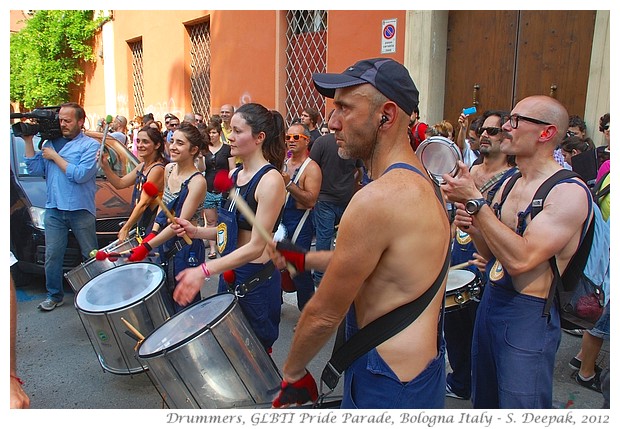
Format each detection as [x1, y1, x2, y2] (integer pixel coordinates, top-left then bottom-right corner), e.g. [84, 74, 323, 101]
[11, 133, 42, 176]
[98, 138, 139, 178]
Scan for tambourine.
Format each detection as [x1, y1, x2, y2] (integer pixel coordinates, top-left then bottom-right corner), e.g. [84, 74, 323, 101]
[415, 136, 462, 185]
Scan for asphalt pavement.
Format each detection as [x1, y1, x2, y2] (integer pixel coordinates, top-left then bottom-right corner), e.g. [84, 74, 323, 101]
[11, 267, 608, 415]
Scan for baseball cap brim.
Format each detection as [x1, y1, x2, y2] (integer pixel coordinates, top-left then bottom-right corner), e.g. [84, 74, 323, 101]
[312, 73, 368, 99]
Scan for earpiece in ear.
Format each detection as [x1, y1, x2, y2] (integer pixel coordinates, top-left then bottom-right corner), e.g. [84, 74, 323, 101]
[380, 115, 388, 125]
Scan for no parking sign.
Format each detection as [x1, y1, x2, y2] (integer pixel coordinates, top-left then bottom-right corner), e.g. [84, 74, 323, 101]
[381, 19, 397, 54]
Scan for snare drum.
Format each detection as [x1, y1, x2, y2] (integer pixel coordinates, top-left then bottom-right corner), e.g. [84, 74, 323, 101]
[138, 293, 282, 409]
[445, 269, 482, 311]
[64, 234, 153, 293]
[75, 263, 173, 375]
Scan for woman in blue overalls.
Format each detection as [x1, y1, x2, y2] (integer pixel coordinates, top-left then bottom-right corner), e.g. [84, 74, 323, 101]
[101, 126, 167, 241]
[171, 103, 287, 351]
[128, 122, 207, 313]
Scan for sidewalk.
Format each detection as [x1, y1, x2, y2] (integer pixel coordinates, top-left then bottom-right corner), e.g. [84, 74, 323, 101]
[13, 273, 608, 410]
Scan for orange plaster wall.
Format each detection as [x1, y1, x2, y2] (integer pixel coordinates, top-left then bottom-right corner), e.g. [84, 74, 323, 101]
[323, 10, 407, 113]
[209, 11, 280, 115]
[80, 10, 406, 125]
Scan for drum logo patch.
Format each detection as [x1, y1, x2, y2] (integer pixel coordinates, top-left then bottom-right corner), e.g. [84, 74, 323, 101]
[489, 259, 504, 282]
[456, 228, 472, 245]
[217, 222, 227, 254]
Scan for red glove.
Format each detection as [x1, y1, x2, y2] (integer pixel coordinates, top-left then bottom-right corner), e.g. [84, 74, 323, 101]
[128, 242, 152, 262]
[141, 231, 158, 244]
[272, 371, 318, 408]
[276, 239, 307, 273]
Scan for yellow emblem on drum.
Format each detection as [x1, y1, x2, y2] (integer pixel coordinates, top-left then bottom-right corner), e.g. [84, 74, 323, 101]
[456, 228, 472, 245]
[489, 259, 504, 282]
[216, 222, 227, 254]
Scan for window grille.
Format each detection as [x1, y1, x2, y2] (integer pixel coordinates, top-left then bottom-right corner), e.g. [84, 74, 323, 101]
[129, 40, 144, 117]
[285, 10, 328, 127]
[188, 21, 212, 121]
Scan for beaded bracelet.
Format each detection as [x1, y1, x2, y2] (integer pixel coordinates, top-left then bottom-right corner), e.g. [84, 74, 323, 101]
[10, 374, 24, 385]
[201, 262, 211, 279]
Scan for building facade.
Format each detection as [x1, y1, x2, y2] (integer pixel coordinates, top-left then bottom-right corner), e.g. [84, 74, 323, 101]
[11, 10, 610, 145]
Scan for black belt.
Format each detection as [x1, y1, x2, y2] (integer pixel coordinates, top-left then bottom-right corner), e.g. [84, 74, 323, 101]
[229, 261, 275, 296]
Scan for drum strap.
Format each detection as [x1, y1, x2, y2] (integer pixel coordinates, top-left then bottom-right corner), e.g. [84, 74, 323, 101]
[320, 246, 451, 391]
[229, 261, 276, 296]
[163, 239, 185, 261]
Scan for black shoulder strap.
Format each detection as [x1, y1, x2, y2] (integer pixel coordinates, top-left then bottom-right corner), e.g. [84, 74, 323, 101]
[321, 245, 451, 390]
[493, 171, 522, 216]
[532, 169, 590, 316]
[530, 169, 580, 219]
[592, 171, 610, 204]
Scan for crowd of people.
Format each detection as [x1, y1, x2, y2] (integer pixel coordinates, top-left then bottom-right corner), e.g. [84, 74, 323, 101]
[13, 57, 609, 410]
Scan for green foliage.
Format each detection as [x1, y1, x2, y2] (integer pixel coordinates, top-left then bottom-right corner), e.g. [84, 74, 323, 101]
[10, 10, 107, 108]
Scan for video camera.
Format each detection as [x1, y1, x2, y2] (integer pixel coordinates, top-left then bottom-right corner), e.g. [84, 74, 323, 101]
[11, 106, 62, 141]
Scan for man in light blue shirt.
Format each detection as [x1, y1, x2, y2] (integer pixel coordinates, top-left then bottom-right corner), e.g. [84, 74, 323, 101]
[23, 102, 100, 311]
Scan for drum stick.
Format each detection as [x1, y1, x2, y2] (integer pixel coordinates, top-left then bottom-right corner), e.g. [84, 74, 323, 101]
[142, 182, 192, 245]
[120, 317, 145, 350]
[229, 192, 297, 277]
[214, 170, 297, 276]
[449, 261, 471, 271]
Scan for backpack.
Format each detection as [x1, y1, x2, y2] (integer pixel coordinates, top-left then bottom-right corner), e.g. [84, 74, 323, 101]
[497, 169, 610, 330]
[592, 170, 610, 206]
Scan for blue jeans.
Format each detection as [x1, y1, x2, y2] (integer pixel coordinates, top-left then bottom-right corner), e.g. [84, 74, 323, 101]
[312, 200, 347, 287]
[472, 284, 561, 408]
[588, 301, 610, 340]
[281, 211, 315, 311]
[44, 208, 97, 302]
[341, 341, 446, 409]
[444, 300, 479, 399]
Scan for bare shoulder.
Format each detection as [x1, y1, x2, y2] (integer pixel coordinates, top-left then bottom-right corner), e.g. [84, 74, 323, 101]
[306, 158, 322, 174]
[540, 179, 590, 223]
[256, 168, 285, 197]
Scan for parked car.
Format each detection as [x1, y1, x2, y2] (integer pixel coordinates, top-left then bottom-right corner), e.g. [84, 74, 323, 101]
[10, 129, 138, 285]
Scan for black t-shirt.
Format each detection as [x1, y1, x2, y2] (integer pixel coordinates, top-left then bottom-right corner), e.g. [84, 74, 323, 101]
[204, 144, 232, 192]
[309, 128, 322, 150]
[309, 133, 363, 206]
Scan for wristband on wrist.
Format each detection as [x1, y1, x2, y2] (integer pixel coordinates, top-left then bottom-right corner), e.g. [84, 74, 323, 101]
[10, 374, 24, 385]
[201, 262, 211, 279]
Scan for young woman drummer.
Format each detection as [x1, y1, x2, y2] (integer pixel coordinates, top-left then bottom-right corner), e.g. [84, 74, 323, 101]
[101, 126, 167, 241]
[171, 103, 287, 351]
[128, 122, 207, 313]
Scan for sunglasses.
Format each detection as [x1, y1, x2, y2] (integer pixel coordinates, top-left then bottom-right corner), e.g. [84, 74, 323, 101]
[603, 124, 610, 131]
[479, 127, 502, 136]
[169, 123, 179, 127]
[285, 134, 309, 141]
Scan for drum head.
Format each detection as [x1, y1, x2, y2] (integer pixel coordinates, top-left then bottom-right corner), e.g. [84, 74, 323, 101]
[446, 269, 476, 292]
[416, 136, 462, 184]
[138, 293, 236, 358]
[75, 263, 164, 312]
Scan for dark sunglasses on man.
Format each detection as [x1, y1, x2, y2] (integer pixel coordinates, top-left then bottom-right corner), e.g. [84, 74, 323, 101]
[478, 127, 502, 136]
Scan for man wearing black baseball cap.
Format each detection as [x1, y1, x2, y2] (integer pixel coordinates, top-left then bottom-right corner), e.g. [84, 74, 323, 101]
[272, 58, 451, 409]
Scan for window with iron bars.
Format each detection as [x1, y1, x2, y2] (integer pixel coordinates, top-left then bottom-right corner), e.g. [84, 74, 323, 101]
[285, 10, 328, 127]
[129, 39, 144, 117]
[188, 21, 211, 122]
